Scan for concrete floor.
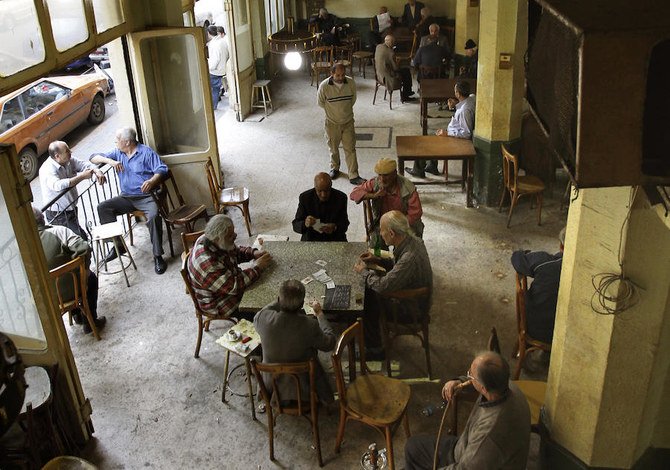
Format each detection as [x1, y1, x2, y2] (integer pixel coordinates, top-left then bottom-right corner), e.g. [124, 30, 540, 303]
[68, 67, 567, 469]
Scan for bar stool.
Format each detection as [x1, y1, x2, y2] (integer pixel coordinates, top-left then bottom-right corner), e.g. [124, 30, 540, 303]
[91, 221, 137, 287]
[352, 51, 373, 79]
[251, 80, 273, 116]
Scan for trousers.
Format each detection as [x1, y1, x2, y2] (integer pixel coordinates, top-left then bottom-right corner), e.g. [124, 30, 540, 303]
[404, 434, 457, 470]
[324, 119, 359, 178]
[210, 74, 223, 109]
[46, 209, 88, 240]
[97, 194, 163, 257]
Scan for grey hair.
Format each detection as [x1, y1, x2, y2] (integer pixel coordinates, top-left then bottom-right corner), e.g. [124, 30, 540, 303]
[117, 127, 138, 144]
[381, 210, 413, 237]
[278, 280, 305, 312]
[32, 205, 45, 227]
[474, 351, 510, 394]
[559, 227, 566, 245]
[319, 8, 328, 15]
[204, 214, 233, 242]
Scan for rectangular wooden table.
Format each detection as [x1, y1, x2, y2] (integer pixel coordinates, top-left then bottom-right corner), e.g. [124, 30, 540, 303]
[396, 135, 477, 207]
[239, 241, 367, 315]
[420, 78, 477, 135]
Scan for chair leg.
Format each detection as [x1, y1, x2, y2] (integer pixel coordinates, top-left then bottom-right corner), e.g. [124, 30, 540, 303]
[267, 406, 275, 461]
[498, 187, 508, 213]
[514, 344, 526, 380]
[81, 306, 100, 340]
[334, 406, 347, 453]
[312, 407, 323, 467]
[127, 214, 134, 246]
[537, 193, 543, 226]
[222, 350, 231, 402]
[423, 321, 432, 380]
[385, 426, 395, 470]
[373, 82, 378, 105]
[194, 314, 204, 358]
[402, 411, 411, 437]
[389, 90, 393, 110]
[165, 221, 175, 258]
[506, 193, 519, 228]
[242, 201, 252, 236]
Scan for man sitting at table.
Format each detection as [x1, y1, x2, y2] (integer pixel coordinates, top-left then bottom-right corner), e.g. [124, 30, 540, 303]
[375, 34, 416, 102]
[419, 23, 450, 51]
[407, 81, 476, 178]
[370, 6, 394, 46]
[293, 172, 350, 242]
[412, 35, 450, 81]
[350, 157, 423, 248]
[354, 210, 432, 358]
[187, 214, 272, 322]
[254, 279, 336, 404]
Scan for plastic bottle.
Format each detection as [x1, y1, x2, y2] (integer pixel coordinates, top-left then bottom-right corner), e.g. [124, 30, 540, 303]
[374, 236, 381, 257]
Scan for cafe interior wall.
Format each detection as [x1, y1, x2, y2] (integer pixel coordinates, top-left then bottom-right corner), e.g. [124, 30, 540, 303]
[322, 0, 456, 19]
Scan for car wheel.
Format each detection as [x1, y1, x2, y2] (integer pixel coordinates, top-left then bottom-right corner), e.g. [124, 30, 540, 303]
[87, 94, 106, 125]
[18, 148, 38, 181]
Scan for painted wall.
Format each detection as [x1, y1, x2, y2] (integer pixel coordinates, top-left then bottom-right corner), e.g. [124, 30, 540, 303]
[324, 0, 456, 18]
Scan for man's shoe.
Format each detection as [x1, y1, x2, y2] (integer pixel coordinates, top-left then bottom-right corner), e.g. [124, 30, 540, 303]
[405, 167, 426, 178]
[349, 176, 366, 185]
[425, 165, 441, 176]
[328, 169, 339, 179]
[83, 316, 106, 334]
[103, 243, 126, 263]
[154, 256, 167, 275]
[71, 309, 85, 325]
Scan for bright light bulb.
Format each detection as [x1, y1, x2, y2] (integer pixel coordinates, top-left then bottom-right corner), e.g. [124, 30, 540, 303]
[284, 52, 302, 71]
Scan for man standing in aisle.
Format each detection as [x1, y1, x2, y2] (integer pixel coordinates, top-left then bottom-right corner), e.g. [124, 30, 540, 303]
[207, 25, 229, 110]
[317, 63, 365, 185]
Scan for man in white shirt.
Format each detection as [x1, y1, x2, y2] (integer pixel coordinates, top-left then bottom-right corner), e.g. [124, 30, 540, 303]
[39, 140, 106, 239]
[207, 25, 229, 109]
[439, 80, 476, 139]
[370, 6, 394, 45]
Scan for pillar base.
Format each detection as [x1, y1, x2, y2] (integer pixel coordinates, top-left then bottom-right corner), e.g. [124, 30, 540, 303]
[472, 135, 520, 207]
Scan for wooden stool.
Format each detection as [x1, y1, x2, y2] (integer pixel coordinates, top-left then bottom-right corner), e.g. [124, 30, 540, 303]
[91, 222, 137, 287]
[352, 51, 373, 79]
[251, 80, 273, 116]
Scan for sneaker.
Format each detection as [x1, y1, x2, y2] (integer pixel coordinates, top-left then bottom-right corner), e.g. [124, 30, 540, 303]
[83, 316, 106, 334]
[349, 176, 366, 185]
[405, 167, 426, 178]
[328, 169, 339, 179]
[154, 256, 167, 275]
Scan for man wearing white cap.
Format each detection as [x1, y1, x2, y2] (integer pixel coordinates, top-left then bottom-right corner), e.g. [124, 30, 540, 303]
[350, 157, 423, 247]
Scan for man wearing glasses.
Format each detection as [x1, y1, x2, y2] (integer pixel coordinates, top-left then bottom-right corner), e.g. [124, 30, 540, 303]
[404, 352, 531, 469]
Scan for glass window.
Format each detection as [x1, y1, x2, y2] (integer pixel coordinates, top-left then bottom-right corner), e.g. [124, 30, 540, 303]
[137, 34, 209, 155]
[91, 0, 125, 33]
[1, 97, 25, 133]
[0, 0, 45, 76]
[45, 0, 89, 51]
[0, 194, 46, 349]
[23, 81, 68, 116]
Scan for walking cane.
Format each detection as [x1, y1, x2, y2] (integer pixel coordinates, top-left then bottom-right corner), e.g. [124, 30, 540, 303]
[432, 380, 472, 470]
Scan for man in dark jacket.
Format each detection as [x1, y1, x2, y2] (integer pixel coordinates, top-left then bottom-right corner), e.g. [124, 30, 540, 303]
[293, 172, 349, 241]
[400, 0, 425, 31]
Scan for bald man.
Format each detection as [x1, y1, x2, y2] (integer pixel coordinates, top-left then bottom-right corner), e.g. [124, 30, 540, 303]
[292, 172, 349, 242]
[39, 140, 106, 240]
[405, 352, 531, 469]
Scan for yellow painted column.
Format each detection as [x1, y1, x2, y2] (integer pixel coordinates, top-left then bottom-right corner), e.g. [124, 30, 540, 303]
[470, 0, 526, 205]
[545, 187, 670, 467]
[455, 0, 479, 55]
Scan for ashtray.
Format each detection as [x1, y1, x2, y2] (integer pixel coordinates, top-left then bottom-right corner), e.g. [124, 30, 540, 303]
[226, 330, 241, 342]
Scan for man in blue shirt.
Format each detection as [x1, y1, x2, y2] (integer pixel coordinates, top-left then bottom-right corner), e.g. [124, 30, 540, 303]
[91, 127, 169, 274]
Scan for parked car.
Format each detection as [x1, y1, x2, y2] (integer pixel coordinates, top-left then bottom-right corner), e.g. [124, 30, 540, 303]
[0, 70, 109, 180]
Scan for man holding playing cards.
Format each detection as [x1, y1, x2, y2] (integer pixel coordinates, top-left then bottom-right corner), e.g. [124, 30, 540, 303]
[293, 172, 350, 242]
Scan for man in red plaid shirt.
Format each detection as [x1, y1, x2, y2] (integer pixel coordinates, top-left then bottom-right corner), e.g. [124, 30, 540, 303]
[187, 215, 272, 321]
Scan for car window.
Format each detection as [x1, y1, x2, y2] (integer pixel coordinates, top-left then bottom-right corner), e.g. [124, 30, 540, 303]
[23, 81, 68, 118]
[0, 97, 24, 133]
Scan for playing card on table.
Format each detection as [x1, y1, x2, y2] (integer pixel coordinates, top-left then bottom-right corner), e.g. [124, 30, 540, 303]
[315, 259, 327, 267]
[301, 276, 314, 285]
[326, 281, 336, 289]
[312, 269, 332, 284]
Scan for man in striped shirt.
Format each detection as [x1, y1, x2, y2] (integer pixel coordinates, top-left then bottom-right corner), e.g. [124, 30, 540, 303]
[187, 215, 272, 321]
[317, 63, 365, 186]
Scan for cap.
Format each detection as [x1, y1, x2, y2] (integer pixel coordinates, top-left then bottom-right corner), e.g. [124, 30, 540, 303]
[464, 39, 477, 50]
[374, 157, 397, 175]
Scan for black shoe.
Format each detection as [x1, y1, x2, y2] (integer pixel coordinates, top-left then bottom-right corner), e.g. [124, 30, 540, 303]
[103, 242, 126, 263]
[425, 165, 440, 176]
[349, 176, 366, 185]
[328, 169, 339, 179]
[71, 309, 85, 325]
[405, 167, 426, 178]
[154, 256, 167, 275]
[83, 316, 106, 334]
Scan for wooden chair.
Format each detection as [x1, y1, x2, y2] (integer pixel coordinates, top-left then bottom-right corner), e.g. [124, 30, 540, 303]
[513, 273, 552, 380]
[180, 255, 237, 358]
[331, 319, 411, 470]
[362, 199, 374, 242]
[352, 50, 373, 79]
[418, 64, 442, 81]
[180, 230, 204, 294]
[205, 157, 252, 236]
[379, 287, 432, 379]
[311, 46, 334, 86]
[372, 59, 400, 109]
[152, 170, 209, 257]
[334, 45, 353, 76]
[395, 33, 417, 66]
[49, 256, 101, 340]
[250, 359, 323, 467]
[498, 145, 545, 228]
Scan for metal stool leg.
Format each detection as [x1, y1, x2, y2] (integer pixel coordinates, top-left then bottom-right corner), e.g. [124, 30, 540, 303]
[245, 358, 257, 421]
[222, 350, 231, 403]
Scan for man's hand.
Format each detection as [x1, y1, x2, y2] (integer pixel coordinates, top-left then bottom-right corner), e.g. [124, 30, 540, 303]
[353, 259, 367, 273]
[447, 98, 458, 109]
[360, 252, 380, 264]
[321, 223, 336, 234]
[458, 65, 466, 76]
[442, 379, 465, 401]
[110, 161, 124, 173]
[141, 179, 156, 193]
[435, 128, 446, 137]
[369, 188, 387, 200]
[253, 249, 264, 260]
[310, 301, 324, 317]
[81, 169, 94, 180]
[255, 252, 273, 271]
[94, 170, 107, 185]
[305, 216, 317, 228]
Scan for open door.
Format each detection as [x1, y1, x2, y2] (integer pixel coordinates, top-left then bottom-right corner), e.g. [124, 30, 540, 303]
[126, 27, 220, 207]
[224, 0, 255, 121]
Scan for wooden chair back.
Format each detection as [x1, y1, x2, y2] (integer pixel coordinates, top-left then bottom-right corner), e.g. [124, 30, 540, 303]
[250, 358, 323, 466]
[311, 46, 334, 85]
[332, 318, 370, 403]
[499, 144, 546, 227]
[514, 272, 552, 379]
[363, 199, 374, 242]
[204, 157, 223, 213]
[419, 65, 442, 80]
[204, 157, 252, 236]
[501, 144, 519, 192]
[49, 256, 100, 340]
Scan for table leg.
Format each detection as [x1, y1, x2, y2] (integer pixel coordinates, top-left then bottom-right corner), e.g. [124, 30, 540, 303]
[398, 158, 406, 175]
[222, 350, 230, 403]
[245, 358, 257, 421]
[421, 99, 428, 135]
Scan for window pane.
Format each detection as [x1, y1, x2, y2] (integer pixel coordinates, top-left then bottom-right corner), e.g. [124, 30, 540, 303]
[0, 193, 46, 348]
[0, 0, 45, 76]
[91, 0, 124, 33]
[137, 35, 209, 155]
[46, 0, 89, 51]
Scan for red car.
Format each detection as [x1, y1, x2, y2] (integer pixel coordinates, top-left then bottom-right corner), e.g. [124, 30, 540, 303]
[0, 70, 109, 180]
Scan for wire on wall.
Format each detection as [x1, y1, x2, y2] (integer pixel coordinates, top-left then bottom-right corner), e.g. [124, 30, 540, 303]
[590, 186, 643, 315]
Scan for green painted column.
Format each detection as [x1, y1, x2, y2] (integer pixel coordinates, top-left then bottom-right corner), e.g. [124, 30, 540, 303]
[471, 0, 526, 206]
